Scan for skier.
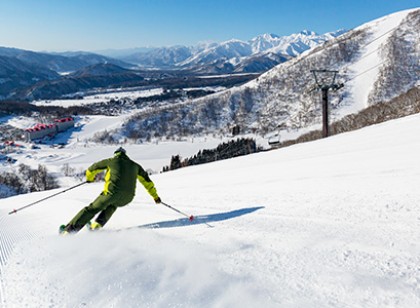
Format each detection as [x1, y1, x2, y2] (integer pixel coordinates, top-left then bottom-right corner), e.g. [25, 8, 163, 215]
[60, 147, 161, 234]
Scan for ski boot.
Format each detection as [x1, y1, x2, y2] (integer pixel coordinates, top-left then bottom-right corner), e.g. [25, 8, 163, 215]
[86, 221, 102, 231]
[59, 224, 69, 235]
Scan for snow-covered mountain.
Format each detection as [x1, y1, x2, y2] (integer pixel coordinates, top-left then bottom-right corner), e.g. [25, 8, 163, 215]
[122, 8, 419, 141]
[121, 30, 346, 72]
[250, 30, 343, 56]
[123, 46, 193, 68]
[0, 30, 345, 99]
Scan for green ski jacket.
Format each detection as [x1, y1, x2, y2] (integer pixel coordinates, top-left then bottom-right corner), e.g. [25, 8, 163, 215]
[86, 152, 159, 201]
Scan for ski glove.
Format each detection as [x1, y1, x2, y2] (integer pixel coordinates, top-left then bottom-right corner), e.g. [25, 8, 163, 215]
[86, 169, 97, 182]
[154, 197, 161, 204]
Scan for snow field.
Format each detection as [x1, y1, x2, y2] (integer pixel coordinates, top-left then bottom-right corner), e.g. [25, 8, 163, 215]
[3, 231, 269, 307]
[0, 113, 420, 307]
[31, 88, 165, 108]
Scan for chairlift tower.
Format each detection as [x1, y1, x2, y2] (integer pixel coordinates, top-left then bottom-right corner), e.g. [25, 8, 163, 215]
[311, 69, 344, 138]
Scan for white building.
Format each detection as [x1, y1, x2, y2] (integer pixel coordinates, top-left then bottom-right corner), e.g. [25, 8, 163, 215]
[54, 117, 75, 132]
[24, 117, 74, 142]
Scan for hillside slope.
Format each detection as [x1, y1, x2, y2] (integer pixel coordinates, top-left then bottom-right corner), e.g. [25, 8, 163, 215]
[1, 113, 419, 307]
[122, 8, 419, 140]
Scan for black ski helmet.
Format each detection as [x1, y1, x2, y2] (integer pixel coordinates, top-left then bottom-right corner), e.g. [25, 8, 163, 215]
[114, 147, 126, 154]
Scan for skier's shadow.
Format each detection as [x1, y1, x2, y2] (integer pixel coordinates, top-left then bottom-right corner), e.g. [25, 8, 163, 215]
[123, 206, 264, 230]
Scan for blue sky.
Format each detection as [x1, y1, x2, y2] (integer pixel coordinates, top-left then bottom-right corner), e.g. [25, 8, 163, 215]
[0, 0, 418, 52]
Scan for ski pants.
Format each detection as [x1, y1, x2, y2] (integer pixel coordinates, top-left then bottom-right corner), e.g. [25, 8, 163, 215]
[67, 191, 134, 232]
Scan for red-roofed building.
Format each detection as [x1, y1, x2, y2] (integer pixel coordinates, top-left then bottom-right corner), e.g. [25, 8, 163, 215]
[24, 117, 75, 142]
[54, 117, 74, 132]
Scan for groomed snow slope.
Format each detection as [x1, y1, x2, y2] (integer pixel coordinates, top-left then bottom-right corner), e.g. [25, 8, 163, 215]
[1, 114, 420, 307]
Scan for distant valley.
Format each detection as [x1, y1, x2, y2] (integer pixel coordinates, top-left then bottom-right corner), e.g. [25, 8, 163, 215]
[0, 30, 344, 101]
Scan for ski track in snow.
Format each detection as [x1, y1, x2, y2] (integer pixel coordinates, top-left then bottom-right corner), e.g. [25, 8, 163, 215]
[0, 210, 46, 307]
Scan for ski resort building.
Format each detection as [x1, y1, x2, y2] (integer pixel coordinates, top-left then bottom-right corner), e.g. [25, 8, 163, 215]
[24, 117, 74, 142]
[54, 117, 75, 132]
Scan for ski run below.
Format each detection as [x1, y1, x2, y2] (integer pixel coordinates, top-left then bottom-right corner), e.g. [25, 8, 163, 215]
[1, 114, 420, 307]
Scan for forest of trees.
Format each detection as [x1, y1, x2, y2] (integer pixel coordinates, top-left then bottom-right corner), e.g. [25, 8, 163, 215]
[0, 163, 59, 198]
[163, 138, 259, 172]
[280, 86, 420, 148]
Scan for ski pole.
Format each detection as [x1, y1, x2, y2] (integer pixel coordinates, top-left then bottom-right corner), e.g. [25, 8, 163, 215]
[8, 181, 88, 215]
[161, 201, 194, 221]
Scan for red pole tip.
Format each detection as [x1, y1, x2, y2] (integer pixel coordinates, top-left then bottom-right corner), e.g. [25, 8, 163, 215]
[189, 215, 194, 221]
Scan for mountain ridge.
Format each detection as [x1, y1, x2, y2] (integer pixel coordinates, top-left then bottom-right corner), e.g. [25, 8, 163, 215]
[120, 29, 346, 72]
[0, 46, 132, 73]
[0, 29, 345, 100]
